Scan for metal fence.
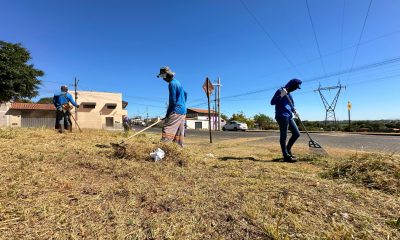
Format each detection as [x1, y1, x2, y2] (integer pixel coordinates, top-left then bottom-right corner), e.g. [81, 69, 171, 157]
[21, 117, 55, 128]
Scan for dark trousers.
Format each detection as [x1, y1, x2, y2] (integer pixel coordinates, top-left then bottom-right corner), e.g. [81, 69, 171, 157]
[276, 115, 300, 157]
[55, 110, 71, 131]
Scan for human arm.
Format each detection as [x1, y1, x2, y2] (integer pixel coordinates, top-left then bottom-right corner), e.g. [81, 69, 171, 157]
[270, 89, 285, 105]
[166, 83, 177, 117]
[66, 93, 79, 107]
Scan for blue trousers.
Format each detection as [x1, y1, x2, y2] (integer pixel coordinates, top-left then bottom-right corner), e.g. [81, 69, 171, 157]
[276, 116, 300, 157]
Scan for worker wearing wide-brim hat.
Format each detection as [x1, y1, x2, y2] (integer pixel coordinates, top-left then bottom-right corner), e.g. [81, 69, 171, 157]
[271, 78, 302, 162]
[157, 66, 188, 147]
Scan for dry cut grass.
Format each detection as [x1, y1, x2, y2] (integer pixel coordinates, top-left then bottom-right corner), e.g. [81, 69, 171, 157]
[0, 127, 399, 239]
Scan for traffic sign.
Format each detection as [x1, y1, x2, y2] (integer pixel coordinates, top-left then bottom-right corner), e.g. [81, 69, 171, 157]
[347, 101, 352, 110]
[202, 77, 214, 96]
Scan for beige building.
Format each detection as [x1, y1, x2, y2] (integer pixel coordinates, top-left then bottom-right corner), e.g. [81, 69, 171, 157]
[0, 91, 128, 130]
[76, 91, 128, 129]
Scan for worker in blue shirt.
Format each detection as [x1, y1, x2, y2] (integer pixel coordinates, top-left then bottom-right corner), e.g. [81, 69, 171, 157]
[271, 78, 302, 162]
[157, 66, 187, 147]
[53, 85, 79, 133]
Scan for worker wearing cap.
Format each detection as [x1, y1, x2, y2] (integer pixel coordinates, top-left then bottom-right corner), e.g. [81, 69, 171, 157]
[52, 85, 79, 133]
[271, 78, 302, 162]
[157, 66, 187, 147]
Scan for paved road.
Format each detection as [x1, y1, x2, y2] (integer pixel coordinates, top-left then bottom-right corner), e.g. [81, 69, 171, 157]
[138, 127, 400, 153]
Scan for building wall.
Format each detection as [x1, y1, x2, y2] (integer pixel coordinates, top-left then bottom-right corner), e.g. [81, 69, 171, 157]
[7, 109, 22, 127]
[186, 117, 225, 130]
[75, 91, 127, 129]
[0, 103, 10, 127]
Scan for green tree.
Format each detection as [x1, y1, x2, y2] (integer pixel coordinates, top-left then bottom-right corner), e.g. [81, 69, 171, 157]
[0, 41, 44, 103]
[220, 113, 229, 121]
[230, 111, 254, 128]
[37, 97, 53, 104]
[253, 113, 275, 130]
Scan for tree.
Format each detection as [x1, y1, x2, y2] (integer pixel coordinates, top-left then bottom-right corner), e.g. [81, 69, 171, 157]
[220, 113, 229, 121]
[230, 111, 254, 128]
[0, 41, 44, 103]
[253, 113, 275, 130]
[37, 97, 53, 104]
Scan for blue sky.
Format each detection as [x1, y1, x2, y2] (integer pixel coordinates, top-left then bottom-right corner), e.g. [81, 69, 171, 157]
[1, 0, 400, 120]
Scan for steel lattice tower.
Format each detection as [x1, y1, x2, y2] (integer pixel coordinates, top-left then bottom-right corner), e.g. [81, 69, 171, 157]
[315, 83, 346, 126]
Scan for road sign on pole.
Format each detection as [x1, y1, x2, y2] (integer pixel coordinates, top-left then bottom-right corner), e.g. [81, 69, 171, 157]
[202, 78, 214, 96]
[203, 77, 213, 143]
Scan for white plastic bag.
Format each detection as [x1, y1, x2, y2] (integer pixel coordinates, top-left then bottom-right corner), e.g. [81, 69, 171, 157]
[150, 148, 165, 161]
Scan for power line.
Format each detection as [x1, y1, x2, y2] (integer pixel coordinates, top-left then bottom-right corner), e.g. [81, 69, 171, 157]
[216, 56, 400, 101]
[339, 0, 346, 72]
[305, 0, 326, 74]
[347, 0, 373, 75]
[239, 0, 302, 76]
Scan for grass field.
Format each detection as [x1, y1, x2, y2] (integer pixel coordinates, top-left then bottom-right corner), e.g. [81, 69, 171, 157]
[0, 128, 399, 239]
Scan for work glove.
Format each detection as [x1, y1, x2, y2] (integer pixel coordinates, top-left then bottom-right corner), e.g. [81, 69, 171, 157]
[280, 88, 288, 97]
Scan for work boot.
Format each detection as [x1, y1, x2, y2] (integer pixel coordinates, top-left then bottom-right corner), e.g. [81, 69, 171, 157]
[283, 155, 297, 163]
[288, 150, 297, 159]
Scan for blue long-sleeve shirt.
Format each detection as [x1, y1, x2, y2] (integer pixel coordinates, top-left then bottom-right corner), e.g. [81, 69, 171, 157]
[270, 79, 301, 119]
[166, 79, 187, 117]
[270, 89, 295, 118]
[53, 91, 78, 110]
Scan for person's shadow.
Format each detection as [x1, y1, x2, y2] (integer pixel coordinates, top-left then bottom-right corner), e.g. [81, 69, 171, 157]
[219, 156, 283, 163]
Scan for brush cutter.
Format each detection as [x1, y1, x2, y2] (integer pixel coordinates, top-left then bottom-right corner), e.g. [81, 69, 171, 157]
[285, 95, 328, 155]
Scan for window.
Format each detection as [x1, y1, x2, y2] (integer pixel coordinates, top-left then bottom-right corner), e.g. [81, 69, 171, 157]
[82, 102, 96, 109]
[106, 103, 117, 109]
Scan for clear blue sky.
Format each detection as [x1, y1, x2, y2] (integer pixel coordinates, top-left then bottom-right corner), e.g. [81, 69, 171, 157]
[1, 0, 400, 120]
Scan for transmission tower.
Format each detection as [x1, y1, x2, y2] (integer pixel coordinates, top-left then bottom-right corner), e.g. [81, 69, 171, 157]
[314, 82, 346, 126]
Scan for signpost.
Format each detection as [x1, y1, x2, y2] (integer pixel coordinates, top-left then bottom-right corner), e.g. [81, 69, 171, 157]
[202, 77, 214, 143]
[347, 101, 352, 131]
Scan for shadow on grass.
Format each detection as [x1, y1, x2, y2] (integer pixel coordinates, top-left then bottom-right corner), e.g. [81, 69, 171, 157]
[219, 156, 284, 163]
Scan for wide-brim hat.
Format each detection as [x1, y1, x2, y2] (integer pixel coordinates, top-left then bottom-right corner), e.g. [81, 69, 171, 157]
[157, 66, 175, 78]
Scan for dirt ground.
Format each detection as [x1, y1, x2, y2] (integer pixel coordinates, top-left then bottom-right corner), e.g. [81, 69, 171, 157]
[0, 128, 399, 239]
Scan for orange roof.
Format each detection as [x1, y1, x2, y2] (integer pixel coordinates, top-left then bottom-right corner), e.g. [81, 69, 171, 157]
[10, 102, 55, 111]
[187, 108, 216, 114]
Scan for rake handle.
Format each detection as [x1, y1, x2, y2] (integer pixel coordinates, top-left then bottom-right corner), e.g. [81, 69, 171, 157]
[70, 113, 82, 133]
[119, 119, 162, 145]
[284, 95, 314, 141]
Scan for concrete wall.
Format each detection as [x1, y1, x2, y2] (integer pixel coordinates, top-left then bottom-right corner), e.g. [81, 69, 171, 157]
[0, 103, 10, 127]
[75, 91, 127, 129]
[6, 109, 21, 128]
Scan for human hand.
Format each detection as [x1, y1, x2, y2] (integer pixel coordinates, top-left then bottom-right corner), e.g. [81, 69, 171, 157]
[280, 88, 288, 97]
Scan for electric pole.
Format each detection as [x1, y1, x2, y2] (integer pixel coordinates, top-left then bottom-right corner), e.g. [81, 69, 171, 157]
[213, 77, 222, 131]
[74, 77, 79, 123]
[214, 85, 217, 130]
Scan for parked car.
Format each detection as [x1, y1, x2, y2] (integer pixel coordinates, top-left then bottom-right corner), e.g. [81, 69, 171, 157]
[222, 121, 248, 131]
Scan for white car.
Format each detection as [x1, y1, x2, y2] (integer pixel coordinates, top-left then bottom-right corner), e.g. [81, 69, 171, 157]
[222, 121, 248, 131]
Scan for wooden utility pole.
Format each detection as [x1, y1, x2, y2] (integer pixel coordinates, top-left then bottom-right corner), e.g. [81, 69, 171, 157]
[213, 77, 222, 130]
[74, 77, 79, 131]
[214, 85, 217, 130]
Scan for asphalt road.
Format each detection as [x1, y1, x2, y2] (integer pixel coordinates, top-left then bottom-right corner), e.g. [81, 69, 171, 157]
[140, 127, 400, 153]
